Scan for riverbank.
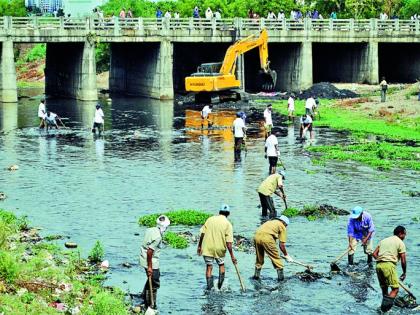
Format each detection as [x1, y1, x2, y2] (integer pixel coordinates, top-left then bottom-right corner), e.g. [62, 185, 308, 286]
[272, 89, 420, 171]
[0, 209, 131, 315]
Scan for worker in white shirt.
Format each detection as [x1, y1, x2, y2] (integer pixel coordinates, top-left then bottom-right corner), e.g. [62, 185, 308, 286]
[232, 112, 246, 161]
[265, 131, 280, 174]
[201, 104, 213, 128]
[92, 103, 105, 135]
[305, 96, 316, 118]
[263, 104, 273, 139]
[38, 99, 46, 128]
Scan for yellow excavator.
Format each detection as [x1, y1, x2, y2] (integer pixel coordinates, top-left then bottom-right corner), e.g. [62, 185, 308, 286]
[185, 29, 277, 103]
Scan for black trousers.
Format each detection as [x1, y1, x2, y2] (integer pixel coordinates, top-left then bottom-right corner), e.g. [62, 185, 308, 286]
[258, 193, 276, 218]
[142, 268, 160, 308]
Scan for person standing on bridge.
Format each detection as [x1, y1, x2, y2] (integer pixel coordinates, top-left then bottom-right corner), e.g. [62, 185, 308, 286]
[372, 225, 407, 312]
[197, 204, 237, 291]
[380, 77, 388, 102]
[253, 214, 293, 281]
[38, 98, 46, 128]
[205, 7, 213, 19]
[92, 104, 104, 135]
[257, 170, 286, 218]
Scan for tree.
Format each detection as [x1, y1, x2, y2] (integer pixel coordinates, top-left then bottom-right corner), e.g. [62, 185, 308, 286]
[344, 0, 382, 18]
[399, 0, 420, 18]
[0, 0, 27, 17]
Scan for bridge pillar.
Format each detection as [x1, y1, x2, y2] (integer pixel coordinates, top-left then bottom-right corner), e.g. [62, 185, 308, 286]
[237, 54, 245, 90]
[110, 41, 174, 100]
[45, 41, 97, 101]
[0, 40, 18, 103]
[365, 41, 379, 84]
[299, 41, 313, 90]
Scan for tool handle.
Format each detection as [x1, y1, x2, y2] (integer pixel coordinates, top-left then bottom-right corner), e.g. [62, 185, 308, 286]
[148, 275, 154, 307]
[399, 281, 417, 299]
[331, 248, 351, 264]
[234, 263, 246, 292]
[281, 255, 313, 269]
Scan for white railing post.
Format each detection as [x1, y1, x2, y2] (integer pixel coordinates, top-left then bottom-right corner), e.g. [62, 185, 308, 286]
[211, 17, 216, 32]
[416, 19, 419, 34]
[113, 16, 119, 35]
[188, 17, 193, 30]
[394, 19, 399, 31]
[260, 18, 265, 30]
[138, 17, 143, 31]
[329, 18, 333, 30]
[349, 18, 355, 31]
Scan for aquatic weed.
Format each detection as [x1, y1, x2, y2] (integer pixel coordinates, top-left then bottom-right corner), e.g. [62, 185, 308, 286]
[138, 209, 211, 227]
[163, 232, 189, 249]
[282, 208, 300, 217]
[88, 241, 105, 263]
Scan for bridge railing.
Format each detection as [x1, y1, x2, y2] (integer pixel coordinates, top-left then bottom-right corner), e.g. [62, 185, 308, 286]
[2, 16, 419, 34]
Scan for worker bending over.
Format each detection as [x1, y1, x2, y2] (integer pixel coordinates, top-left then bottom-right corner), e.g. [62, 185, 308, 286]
[299, 114, 314, 140]
[45, 111, 64, 130]
[373, 225, 407, 312]
[257, 170, 286, 218]
[197, 204, 237, 291]
[253, 215, 293, 281]
[139, 215, 171, 310]
[201, 104, 213, 128]
[347, 206, 375, 265]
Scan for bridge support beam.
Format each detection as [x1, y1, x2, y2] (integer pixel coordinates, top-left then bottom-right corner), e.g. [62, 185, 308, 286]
[0, 40, 18, 103]
[45, 42, 97, 100]
[298, 41, 313, 90]
[365, 41, 379, 84]
[110, 41, 174, 100]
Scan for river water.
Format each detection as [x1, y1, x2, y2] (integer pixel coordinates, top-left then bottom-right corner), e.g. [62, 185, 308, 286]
[0, 92, 419, 314]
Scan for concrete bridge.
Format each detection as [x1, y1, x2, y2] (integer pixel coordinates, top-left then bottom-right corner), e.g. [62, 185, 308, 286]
[1, 17, 419, 102]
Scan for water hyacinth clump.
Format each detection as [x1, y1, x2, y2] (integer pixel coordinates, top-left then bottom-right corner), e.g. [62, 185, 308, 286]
[138, 209, 211, 227]
[163, 232, 189, 249]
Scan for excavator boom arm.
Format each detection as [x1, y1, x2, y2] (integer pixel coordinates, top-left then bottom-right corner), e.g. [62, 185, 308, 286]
[219, 29, 270, 75]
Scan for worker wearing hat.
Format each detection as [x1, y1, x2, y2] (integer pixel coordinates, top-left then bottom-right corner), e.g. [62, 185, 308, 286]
[197, 204, 237, 290]
[347, 206, 375, 265]
[253, 215, 293, 281]
[257, 170, 287, 218]
[139, 215, 171, 309]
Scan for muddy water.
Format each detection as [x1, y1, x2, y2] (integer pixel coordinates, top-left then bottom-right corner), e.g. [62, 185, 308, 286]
[0, 93, 419, 314]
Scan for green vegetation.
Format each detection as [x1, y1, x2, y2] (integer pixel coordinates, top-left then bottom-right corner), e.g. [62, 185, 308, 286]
[272, 99, 420, 171]
[138, 209, 211, 227]
[282, 204, 349, 220]
[88, 241, 105, 263]
[163, 231, 189, 249]
[0, 0, 26, 17]
[95, 43, 110, 74]
[282, 207, 300, 217]
[308, 142, 420, 171]
[99, 0, 416, 19]
[0, 209, 130, 314]
[402, 190, 420, 197]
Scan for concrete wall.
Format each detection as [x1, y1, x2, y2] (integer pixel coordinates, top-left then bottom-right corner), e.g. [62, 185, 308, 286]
[110, 42, 173, 99]
[45, 42, 97, 100]
[379, 43, 420, 83]
[313, 43, 373, 83]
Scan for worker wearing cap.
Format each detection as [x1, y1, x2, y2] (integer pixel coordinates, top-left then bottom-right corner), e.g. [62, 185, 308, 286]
[372, 225, 407, 312]
[257, 170, 286, 218]
[139, 215, 171, 309]
[253, 215, 293, 281]
[197, 204, 237, 290]
[347, 206, 375, 265]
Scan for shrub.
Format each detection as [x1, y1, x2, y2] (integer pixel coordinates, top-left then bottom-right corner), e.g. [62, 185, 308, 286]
[83, 290, 129, 315]
[138, 209, 211, 227]
[0, 251, 20, 284]
[163, 232, 188, 249]
[88, 241, 105, 263]
[24, 44, 46, 62]
[0, 209, 17, 225]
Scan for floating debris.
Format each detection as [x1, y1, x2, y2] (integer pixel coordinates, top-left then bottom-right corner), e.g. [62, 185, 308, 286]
[6, 164, 19, 171]
[402, 190, 420, 197]
[295, 269, 327, 282]
[0, 192, 6, 200]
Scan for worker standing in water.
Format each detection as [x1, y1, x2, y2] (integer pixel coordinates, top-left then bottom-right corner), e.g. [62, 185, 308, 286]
[257, 170, 286, 218]
[197, 204, 237, 291]
[139, 215, 171, 310]
[232, 112, 246, 161]
[263, 104, 273, 138]
[265, 131, 280, 174]
[38, 98, 46, 128]
[253, 215, 293, 281]
[372, 226, 407, 312]
[92, 104, 104, 135]
[201, 104, 213, 129]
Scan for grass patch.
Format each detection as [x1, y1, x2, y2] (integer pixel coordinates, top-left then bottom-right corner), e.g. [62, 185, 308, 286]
[138, 209, 211, 227]
[17, 81, 44, 89]
[308, 142, 420, 171]
[163, 232, 189, 249]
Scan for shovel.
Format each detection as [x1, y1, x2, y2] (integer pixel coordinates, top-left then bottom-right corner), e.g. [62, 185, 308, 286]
[145, 276, 157, 315]
[281, 255, 313, 270]
[330, 248, 351, 272]
[400, 281, 417, 300]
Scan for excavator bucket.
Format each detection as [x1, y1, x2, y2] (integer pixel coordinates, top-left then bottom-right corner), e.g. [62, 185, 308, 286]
[258, 70, 277, 91]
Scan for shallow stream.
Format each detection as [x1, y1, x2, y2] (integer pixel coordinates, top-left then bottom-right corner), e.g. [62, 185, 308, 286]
[0, 92, 419, 314]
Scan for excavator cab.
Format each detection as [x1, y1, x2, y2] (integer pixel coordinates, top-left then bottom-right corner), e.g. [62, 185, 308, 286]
[185, 29, 277, 102]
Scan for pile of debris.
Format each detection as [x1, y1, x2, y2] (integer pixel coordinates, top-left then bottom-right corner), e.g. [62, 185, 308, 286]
[298, 82, 359, 99]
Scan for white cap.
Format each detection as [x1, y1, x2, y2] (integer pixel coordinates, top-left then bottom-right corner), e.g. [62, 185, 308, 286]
[279, 215, 290, 226]
[156, 215, 170, 228]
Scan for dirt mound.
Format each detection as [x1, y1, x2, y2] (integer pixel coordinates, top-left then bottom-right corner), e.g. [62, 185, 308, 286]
[298, 82, 359, 99]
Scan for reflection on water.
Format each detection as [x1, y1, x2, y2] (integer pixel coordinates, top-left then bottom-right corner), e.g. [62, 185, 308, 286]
[0, 93, 419, 315]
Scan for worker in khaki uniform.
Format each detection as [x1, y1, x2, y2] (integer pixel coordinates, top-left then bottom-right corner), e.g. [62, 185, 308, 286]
[373, 225, 407, 312]
[253, 215, 293, 281]
[197, 204, 237, 290]
[257, 170, 286, 218]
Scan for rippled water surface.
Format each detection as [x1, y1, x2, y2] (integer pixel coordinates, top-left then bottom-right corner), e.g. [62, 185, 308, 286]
[0, 92, 419, 314]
